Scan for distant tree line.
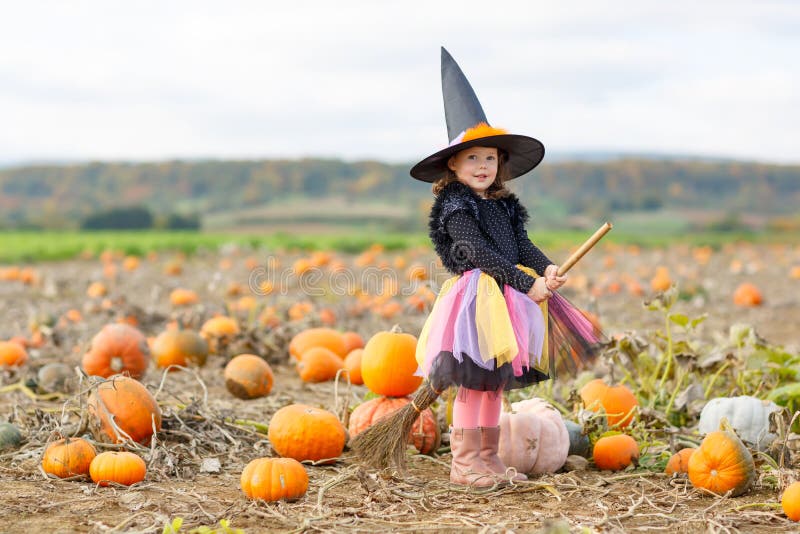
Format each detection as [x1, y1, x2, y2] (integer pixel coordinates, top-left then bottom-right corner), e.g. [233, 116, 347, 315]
[81, 206, 200, 230]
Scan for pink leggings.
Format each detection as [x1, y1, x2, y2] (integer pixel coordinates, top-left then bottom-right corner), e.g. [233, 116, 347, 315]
[452, 387, 503, 428]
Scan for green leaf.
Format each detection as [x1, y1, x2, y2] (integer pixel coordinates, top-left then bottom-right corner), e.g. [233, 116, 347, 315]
[690, 314, 708, 329]
[163, 518, 183, 534]
[668, 313, 689, 327]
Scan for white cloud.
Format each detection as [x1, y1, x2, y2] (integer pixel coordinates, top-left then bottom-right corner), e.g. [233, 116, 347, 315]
[1, 0, 798, 163]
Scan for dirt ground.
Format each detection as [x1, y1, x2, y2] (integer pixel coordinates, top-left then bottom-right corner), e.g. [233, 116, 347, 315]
[2, 244, 800, 533]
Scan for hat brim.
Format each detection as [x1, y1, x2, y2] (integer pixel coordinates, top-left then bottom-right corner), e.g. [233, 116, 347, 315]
[410, 134, 545, 183]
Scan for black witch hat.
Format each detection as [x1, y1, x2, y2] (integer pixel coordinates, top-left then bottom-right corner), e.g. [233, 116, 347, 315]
[410, 47, 545, 183]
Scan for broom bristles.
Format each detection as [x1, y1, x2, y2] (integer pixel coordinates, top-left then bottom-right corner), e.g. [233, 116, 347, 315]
[350, 383, 442, 470]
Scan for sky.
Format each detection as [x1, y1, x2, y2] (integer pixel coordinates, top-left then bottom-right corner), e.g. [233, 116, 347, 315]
[1, 0, 798, 165]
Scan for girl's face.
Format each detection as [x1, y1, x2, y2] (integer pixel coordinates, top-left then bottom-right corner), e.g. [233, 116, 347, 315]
[447, 146, 498, 196]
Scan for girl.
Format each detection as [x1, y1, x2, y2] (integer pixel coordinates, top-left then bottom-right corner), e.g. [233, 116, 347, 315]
[351, 47, 600, 486]
[409, 48, 567, 487]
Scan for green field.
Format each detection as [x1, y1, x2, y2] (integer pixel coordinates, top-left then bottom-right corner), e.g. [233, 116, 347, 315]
[0, 227, 794, 264]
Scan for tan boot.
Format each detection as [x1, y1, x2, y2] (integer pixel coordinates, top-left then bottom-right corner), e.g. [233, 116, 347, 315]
[449, 428, 495, 487]
[480, 426, 527, 482]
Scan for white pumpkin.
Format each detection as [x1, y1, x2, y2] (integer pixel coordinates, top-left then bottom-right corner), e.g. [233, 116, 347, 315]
[498, 398, 570, 474]
[698, 395, 781, 450]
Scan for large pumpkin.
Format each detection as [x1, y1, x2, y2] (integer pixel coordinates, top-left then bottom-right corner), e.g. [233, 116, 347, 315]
[349, 396, 439, 454]
[688, 420, 755, 497]
[361, 328, 422, 397]
[88, 375, 162, 445]
[89, 451, 147, 486]
[498, 398, 570, 474]
[42, 437, 97, 478]
[698, 396, 781, 451]
[224, 354, 274, 399]
[289, 328, 346, 360]
[268, 404, 346, 463]
[579, 378, 638, 428]
[82, 324, 150, 379]
[241, 457, 309, 502]
[151, 329, 209, 370]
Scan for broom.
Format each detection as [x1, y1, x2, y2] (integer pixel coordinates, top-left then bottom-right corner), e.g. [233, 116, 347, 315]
[350, 222, 613, 470]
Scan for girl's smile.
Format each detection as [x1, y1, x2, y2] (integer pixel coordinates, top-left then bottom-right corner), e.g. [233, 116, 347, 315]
[447, 146, 498, 196]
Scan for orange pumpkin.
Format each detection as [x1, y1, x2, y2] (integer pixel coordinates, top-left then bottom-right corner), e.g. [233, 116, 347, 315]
[289, 328, 346, 360]
[169, 288, 199, 307]
[0, 341, 28, 367]
[151, 329, 209, 370]
[782, 481, 800, 521]
[86, 281, 108, 298]
[732, 283, 763, 307]
[88, 376, 162, 445]
[82, 324, 150, 379]
[341, 331, 365, 354]
[665, 447, 696, 476]
[42, 438, 97, 478]
[361, 328, 422, 397]
[593, 434, 639, 471]
[650, 266, 672, 292]
[241, 457, 309, 502]
[268, 404, 346, 463]
[224, 354, 274, 399]
[688, 421, 755, 497]
[89, 451, 146, 486]
[296, 347, 344, 383]
[343, 349, 364, 385]
[200, 316, 240, 354]
[349, 396, 439, 454]
[579, 379, 638, 428]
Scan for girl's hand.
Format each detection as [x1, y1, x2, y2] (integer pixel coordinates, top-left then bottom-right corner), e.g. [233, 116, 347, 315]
[527, 277, 552, 303]
[544, 264, 568, 291]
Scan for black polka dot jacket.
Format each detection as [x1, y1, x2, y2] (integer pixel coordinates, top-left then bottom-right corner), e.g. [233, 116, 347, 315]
[429, 181, 553, 294]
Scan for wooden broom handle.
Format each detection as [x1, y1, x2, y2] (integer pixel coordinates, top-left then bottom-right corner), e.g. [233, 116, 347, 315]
[556, 222, 613, 276]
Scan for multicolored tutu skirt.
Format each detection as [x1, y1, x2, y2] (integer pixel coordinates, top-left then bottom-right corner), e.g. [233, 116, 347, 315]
[415, 266, 552, 392]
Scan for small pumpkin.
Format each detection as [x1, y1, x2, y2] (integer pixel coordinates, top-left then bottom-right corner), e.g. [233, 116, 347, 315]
[733, 282, 763, 307]
[151, 329, 209, 370]
[341, 331, 365, 354]
[89, 451, 146, 486]
[343, 349, 364, 385]
[36, 362, 78, 394]
[0, 340, 28, 368]
[688, 419, 755, 497]
[169, 288, 199, 307]
[579, 378, 638, 428]
[665, 447, 696, 476]
[82, 323, 150, 379]
[224, 354, 274, 399]
[241, 457, 309, 502]
[289, 328, 346, 360]
[88, 375, 162, 445]
[268, 404, 346, 463]
[42, 437, 97, 478]
[0, 422, 23, 450]
[361, 327, 421, 397]
[782, 481, 800, 521]
[296, 347, 344, 383]
[349, 396, 439, 454]
[593, 434, 639, 471]
[200, 316, 240, 354]
[564, 420, 591, 458]
[498, 398, 570, 474]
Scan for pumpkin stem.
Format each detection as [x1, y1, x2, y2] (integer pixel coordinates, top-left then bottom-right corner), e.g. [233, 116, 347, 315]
[390, 324, 403, 334]
[718, 416, 733, 433]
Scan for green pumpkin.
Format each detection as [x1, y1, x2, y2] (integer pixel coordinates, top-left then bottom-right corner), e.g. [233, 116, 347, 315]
[564, 420, 591, 458]
[0, 423, 23, 450]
